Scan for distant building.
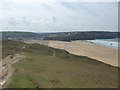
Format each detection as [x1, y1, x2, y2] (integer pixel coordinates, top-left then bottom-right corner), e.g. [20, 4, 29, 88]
[41, 38, 44, 40]
[68, 33, 71, 35]
[8, 38, 12, 40]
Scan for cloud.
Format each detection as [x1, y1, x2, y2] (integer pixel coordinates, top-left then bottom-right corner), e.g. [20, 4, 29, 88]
[0, 0, 119, 2]
[0, 1, 118, 32]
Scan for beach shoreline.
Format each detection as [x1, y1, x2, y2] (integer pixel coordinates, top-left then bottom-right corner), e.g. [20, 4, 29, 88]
[85, 38, 119, 50]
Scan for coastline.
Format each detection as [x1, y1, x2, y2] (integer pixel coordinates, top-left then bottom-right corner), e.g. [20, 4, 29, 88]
[85, 39, 118, 50]
[25, 40, 119, 67]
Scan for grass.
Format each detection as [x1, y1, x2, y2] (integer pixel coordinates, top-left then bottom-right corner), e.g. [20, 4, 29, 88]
[7, 71, 37, 88]
[2, 40, 25, 58]
[3, 40, 118, 88]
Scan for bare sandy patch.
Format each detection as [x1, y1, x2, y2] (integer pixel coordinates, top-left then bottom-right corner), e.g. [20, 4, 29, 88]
[0, 54, 23, 87]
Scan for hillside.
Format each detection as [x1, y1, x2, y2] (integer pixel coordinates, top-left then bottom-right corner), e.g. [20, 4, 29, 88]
[1, 31, 119, 41]
[2, 32, 41, 41]
[2, 40, 118, 88]
[44, 31, 119, 41]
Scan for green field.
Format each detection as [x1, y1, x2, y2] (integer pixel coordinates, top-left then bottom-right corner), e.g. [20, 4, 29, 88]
[3, 40, 118, 88]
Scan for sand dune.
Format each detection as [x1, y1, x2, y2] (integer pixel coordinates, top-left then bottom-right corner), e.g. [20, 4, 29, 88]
[25, 40, 119, 67]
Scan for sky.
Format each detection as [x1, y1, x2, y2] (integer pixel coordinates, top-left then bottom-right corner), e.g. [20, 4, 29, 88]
[0, 0, 118, 32]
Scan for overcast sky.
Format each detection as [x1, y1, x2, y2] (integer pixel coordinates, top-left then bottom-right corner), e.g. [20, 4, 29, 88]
[0, 0, 118, 32]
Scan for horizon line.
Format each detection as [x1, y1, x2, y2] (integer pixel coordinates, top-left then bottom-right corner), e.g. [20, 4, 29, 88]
[0, 30, 119, 33]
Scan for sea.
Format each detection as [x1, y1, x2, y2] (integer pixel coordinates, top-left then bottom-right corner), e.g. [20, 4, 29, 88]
[86, 38, 119, 50]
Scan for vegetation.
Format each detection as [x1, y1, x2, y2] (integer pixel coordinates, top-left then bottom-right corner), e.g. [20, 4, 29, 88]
[2, 31, 119, 41]
[3, 40, 118, 88]
[44, 31, 119, 41]
[2, 40, 25, 58]
[2, 32, 41, 41]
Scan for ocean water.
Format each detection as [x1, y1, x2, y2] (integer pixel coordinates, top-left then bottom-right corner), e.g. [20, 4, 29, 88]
[86, 38, 119, 49]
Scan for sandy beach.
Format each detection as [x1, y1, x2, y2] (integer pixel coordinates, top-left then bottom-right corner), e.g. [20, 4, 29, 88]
[25, 40, 119, 67]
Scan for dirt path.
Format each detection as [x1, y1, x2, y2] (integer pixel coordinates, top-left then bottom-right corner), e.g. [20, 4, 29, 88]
[0, 54, 23, 88]
[0, 66, 14, 87]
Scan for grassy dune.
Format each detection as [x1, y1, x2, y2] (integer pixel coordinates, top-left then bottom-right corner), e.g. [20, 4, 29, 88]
[3, 40, 118, 88]
[2, 40, 25, 58]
